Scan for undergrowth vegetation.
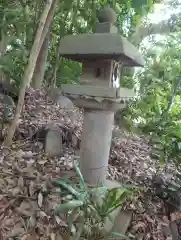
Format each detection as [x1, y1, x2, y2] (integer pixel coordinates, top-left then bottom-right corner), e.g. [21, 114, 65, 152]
[53, 164, 141, 239]
[118, 33, 181, 168]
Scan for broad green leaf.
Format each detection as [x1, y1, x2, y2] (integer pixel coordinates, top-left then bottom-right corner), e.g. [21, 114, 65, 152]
[55, 200, 84, 214]
[53, 180, 81, 198]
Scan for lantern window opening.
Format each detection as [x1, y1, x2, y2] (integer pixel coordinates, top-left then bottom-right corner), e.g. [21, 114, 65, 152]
[96, 67, 101, 78]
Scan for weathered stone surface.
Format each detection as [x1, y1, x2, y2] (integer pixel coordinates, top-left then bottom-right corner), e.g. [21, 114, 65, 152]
[104, 179, 131, 234]
[112, 210, 132, 235]
[56, 95, 74, 109]
[169, 221, 179, 239]
[59, 33, 144, 66]
[71, 98, 126, 111]
[80, 110, 114, 185]
[61, 84, 135, 99]
[46, 87, 62, 102]
[97, 6, 117, 24]
[104, 179, 122, 188]
[93, 179, 132, 235]
[96, 22, 117, 33]
[44, 126, 62, 156]
[46, 88, 74, 109]
[162, 224, 172, 238]
[112, 128, 125, 138]
[61, 84, 133, 110]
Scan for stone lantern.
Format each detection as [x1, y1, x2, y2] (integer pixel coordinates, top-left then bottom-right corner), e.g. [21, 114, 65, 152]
[59, 7, 144, 186]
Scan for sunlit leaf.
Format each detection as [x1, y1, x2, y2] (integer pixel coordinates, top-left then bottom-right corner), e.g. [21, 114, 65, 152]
[55, 200, 84, 214]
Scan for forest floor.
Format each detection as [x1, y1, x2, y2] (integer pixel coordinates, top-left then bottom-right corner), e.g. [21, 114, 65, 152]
[0, 88, 175, 239]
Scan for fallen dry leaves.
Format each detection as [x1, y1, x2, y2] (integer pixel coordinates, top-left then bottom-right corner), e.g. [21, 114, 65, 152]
[0, 87, 175, 239]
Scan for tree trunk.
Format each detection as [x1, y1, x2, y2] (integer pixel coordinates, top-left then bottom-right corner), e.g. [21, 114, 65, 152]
[51, 38, 62, 87]
[31, 33, 50, 89]
[31, 0, 57, 89]
[4, 0, 57, 146]
[27, 0, 57, 87]
[0, 32, 8, 82]
[0, 34, 7, 57]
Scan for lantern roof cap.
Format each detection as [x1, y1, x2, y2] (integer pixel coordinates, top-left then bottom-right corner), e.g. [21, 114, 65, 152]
[59, 33, 144, 67]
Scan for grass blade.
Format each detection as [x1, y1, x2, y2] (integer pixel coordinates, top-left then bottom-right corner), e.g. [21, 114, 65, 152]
[74, 163, 86, 190]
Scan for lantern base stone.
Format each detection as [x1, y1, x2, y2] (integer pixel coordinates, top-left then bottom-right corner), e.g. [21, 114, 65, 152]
[62, 84, 135, 99]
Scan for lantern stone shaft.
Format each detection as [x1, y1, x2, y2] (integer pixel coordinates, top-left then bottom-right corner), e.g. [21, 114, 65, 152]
[59, 7, 144, 185]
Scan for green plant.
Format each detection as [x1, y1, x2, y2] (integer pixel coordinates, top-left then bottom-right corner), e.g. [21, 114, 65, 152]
[53, 164, 140, 239]
[146, 118, 181, 166]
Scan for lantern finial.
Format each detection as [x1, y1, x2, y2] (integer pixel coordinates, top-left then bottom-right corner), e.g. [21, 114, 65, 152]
[97, 6, 117, 24]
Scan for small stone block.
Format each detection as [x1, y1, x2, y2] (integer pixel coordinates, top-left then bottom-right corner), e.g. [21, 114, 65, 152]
[104, 179, 124, 232]
[112, 210, 132, 235]
[45, 126, 62, 156]
[96, 22, 118, 33]
[56, 95, 74, 109]
[162, 224, 172, 237]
